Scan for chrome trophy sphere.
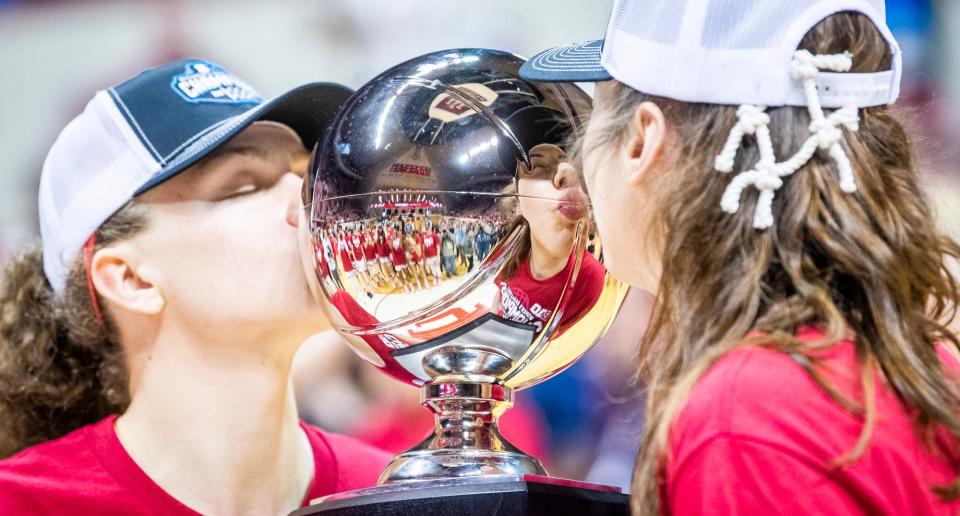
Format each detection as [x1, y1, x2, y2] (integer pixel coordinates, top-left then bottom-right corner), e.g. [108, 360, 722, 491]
[301, 48, 626, 483]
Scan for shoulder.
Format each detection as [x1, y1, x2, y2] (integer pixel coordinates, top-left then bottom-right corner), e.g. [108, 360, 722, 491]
[580, 252, 604, 276]
[673, 345, 841, 453]
[301, 423, 392, 492]
[574, 253, 605, 294]
[682, 344, 825, 408]
[667, 347, 840, 506]
[0, 417, 121, 510]
[0, 418, 106, 478]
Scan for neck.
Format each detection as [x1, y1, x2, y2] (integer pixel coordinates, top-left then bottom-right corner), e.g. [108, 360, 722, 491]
[528, 238, 571, 281]
[116, 327, 313, 515]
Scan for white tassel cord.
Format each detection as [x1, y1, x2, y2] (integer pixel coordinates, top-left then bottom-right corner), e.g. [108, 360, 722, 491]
[714, 105, 770, 173]
[714, 50, 861, 229]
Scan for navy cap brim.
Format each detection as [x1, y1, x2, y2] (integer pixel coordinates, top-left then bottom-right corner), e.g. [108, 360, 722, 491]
[519, 40, 612, 82]
[134, 82, 353, 195]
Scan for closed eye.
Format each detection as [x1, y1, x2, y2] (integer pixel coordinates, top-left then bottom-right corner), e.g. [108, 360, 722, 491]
[223, 183, 258, 200]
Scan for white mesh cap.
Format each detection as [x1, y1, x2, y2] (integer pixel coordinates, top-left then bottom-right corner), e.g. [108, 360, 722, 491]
[38, 91, 164, 296]
[520, 0, 902, 230]
[521, 0, 901, 108]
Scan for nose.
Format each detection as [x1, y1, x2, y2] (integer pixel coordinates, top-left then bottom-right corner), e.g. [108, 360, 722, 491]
[554, 161, 577, 190]
[281, 172, 303, 228]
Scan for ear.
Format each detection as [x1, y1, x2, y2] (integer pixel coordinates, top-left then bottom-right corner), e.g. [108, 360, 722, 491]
[90, 245, 165, 316]
[625, 101, 668, 186]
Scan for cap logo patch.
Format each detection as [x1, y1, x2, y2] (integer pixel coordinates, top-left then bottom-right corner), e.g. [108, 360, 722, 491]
[171, 61, 263, 104]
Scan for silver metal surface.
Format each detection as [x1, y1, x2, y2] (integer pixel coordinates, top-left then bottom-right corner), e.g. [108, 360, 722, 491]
[379, 383, 545, 483]
[301, 48, 628, 484]
[423, 346, 513, 379]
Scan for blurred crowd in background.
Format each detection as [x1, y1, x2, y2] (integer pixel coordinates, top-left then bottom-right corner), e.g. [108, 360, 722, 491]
[2, 0, 958, 491]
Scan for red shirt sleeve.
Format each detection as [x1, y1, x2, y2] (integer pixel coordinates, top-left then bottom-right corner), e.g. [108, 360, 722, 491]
[668, 435, 865, 516]
[321, 432, 394, 492]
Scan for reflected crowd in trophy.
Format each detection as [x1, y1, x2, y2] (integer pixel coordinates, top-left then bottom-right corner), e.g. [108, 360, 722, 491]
[311, 203, 510, 298]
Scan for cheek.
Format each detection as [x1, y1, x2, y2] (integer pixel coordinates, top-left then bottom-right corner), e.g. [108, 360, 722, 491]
[518, 180, 548, 214]
[517, 178, 551, 198]
[581, 146, 639, 276]
[146, 202, 304, 317]
[582, 137, 620, 204]
[519, 184, 569, 235]
[583, 149, 618, 228]
[158, 219, 253, 305]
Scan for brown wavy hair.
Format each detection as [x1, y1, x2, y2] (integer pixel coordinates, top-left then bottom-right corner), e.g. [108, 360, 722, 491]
[582, 12, 960, 515]
[0, 202, 147, 458]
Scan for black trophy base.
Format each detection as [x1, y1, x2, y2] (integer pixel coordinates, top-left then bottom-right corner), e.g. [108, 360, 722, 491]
[291, 474, 629, 516]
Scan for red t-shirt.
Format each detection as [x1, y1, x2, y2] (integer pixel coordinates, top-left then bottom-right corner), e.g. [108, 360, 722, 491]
[390, 238, 406, 266]
[495, 253, 604, 333]
[664, 327, 960, 515]
[350, 234, 364, 262]
[0, 415, 391, 515]
[422, 231, 439, 258]
[362, 236, 377, 261]
[337, 238, 354, 273]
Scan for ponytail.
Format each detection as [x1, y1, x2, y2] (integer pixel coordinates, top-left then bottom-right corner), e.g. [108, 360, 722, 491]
[0, 201, 146, 458]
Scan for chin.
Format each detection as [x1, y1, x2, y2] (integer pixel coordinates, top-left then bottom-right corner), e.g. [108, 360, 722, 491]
[557, 218, 578, 232]
[604, 253, 642, 289]
[613, 262, 658, 293]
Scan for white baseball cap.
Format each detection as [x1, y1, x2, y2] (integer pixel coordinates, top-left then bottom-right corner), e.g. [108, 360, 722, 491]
[39, 59, 352, 295]
[520, 0, 901, 109]
[520, 0, 903, 229]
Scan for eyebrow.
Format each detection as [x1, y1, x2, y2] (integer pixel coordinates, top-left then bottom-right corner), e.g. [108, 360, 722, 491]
[203, 144, 271, 166]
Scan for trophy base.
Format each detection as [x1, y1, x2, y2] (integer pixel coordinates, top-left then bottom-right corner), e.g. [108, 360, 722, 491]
[376, 382, 547, 484]
[292, 474, 630, 516]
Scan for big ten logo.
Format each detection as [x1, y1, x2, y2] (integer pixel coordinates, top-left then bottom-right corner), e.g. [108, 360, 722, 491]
[407, 303, 488, 340]
[428, 83, 499, 123]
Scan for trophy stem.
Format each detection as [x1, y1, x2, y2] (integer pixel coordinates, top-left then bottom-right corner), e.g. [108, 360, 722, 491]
[377, 382, 547, 484]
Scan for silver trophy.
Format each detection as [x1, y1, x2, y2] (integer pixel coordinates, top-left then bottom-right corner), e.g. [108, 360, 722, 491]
[301, 48, 627, 486]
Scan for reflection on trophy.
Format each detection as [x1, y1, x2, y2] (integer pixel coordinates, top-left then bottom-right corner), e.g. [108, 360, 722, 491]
[298, 49, 629, 514]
